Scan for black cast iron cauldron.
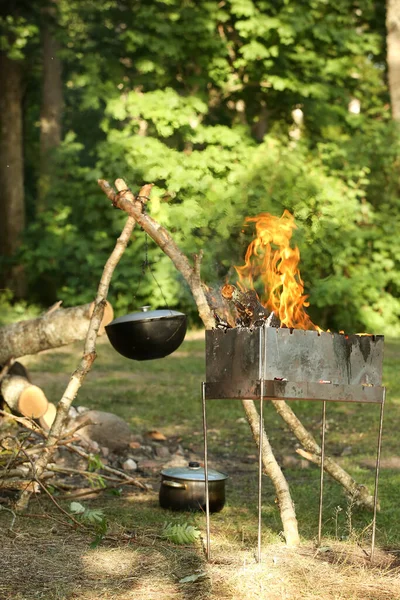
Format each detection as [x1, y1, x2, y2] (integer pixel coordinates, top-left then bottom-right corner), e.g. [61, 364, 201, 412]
[105, 306, 187, 361]
[159, 462, 228, 513]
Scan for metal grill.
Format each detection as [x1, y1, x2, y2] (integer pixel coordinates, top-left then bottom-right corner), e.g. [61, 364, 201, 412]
[201, 325, 385, 562]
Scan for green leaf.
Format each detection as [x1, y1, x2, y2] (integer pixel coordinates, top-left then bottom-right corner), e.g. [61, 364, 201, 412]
[70, 502, 86, 515]
[179, 572, 207, 583]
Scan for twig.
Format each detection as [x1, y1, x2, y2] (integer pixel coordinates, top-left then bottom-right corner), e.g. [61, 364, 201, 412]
[42, 300, 63, 316]
[66, 443, 147, 489]
[0, 409, 46, 436]
[58, 416, 93, 440]
[46, 463, 141, 484]
[34, 477, 87, 530]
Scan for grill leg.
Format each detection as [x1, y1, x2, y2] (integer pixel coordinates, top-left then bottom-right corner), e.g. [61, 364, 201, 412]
[371, 389, 385, 562]
[317, 400, 327, 546]
[202, 382, 211, 561]
[257, 381, 264, 563]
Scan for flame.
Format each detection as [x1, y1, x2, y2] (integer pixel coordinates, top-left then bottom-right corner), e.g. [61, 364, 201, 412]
[234, 210, 320, 331]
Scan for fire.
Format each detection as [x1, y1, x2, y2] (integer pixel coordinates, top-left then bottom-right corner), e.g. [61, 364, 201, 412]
[234, 210, 320, 331]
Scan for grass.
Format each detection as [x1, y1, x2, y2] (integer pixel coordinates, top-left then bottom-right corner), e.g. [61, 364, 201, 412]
[1, 332, 400, 599]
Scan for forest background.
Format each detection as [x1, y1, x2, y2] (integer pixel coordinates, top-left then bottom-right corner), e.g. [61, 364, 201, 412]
[1, 0, 400, 336]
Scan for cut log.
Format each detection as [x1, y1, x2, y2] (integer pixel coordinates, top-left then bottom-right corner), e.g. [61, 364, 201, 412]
[1, 375, 48, 418]
[0, 300, 114, 364]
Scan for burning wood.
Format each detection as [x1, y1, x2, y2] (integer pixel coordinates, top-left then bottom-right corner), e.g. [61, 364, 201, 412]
[232, 211, 320, 331]
[220, 283, 280, 328]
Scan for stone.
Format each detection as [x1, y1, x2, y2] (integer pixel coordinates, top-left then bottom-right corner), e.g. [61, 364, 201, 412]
[155, 445, 170, 459]
[122, 458, 138, 472]
[75, 410, 134, 453]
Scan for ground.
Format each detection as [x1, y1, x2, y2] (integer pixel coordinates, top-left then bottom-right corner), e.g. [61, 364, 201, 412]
[0, 333, 399, 600]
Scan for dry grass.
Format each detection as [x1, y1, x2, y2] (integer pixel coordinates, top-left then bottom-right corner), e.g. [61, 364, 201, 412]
[1, 518, 399, 600]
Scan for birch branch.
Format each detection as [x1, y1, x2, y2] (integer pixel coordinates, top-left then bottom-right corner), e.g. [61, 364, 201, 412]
[15, 203, 139, 511]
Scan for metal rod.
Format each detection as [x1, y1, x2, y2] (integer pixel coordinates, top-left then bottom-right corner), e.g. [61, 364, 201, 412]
[257, 379, 264, 563]
[202, 382, 211, 561]
[317, 400, 327, 546]
[370, 388, 385, 562]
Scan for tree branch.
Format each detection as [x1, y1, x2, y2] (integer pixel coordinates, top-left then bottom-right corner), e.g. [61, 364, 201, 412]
[15, 208, 138, 511]
[98, 178, 299, 545]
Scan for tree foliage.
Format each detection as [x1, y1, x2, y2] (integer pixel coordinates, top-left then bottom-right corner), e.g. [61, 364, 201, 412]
[2, 0, 399, 334]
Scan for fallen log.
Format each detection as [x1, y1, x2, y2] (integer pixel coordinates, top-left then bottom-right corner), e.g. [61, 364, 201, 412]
[0, 301, 114, 364]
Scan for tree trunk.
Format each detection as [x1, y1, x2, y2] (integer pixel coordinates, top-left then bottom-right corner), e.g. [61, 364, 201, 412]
[386, 0, 400, 120]
[0, 52, 26, 297]
[38, 20, 63, 209]
[0, 301, 113, 364]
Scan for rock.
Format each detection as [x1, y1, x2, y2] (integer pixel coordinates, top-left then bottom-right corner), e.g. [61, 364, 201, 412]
[75, 410, 134, 453]
[68, 407, 79, 419]
[122, 458, 138, 472]
[155, 445, 170, 459]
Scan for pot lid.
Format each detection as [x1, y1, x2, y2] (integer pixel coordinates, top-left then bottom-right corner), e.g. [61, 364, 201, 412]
[107, 306, 186, 326]
[161, 461, 228, 482]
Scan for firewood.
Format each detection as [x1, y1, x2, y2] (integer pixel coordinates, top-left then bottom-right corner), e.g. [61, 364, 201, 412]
[1, 375, 48, 418]
[221, 283, 280, 327]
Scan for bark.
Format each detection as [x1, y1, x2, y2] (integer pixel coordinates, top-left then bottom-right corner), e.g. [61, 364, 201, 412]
[1, 375, 48, 418]
[387, 0, 400, 121]
[38, 15, 63, 209]
[0, 52, 26, 296]
[98, 179, 300, 546]
[0, 300, 113, 364]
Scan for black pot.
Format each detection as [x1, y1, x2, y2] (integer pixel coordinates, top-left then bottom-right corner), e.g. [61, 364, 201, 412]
[105, 306, 187, 361]
[159, 461, 228, 513]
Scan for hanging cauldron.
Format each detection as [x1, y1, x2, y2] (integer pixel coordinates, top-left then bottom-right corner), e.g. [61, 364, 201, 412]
[105, 306, 187, 361]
